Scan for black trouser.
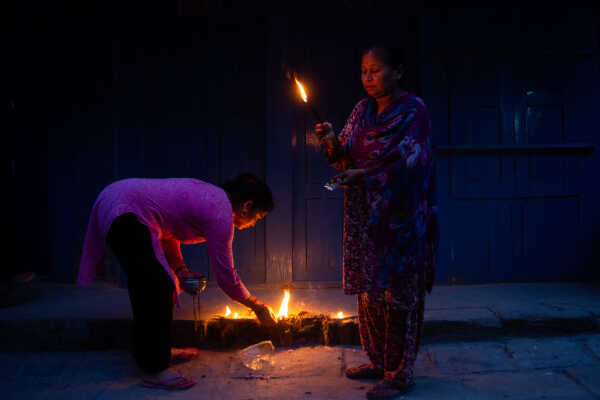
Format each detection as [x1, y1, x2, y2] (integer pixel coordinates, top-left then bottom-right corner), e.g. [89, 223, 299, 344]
[107, 213, 174, 374]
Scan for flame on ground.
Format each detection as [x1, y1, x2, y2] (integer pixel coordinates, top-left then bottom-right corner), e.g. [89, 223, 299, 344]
[277, 290, 291, 320]
[295, 78, 308, 103]
[336, 311, 344, 319]
[223, 306, 242, 319]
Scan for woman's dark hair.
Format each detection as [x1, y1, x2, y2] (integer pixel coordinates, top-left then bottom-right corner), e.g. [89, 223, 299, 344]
[220, 173, 274, 214]
[361, 42, 406, 73]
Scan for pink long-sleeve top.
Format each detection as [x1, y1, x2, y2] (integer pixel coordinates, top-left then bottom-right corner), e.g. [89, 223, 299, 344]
[77, 178, 251, 304]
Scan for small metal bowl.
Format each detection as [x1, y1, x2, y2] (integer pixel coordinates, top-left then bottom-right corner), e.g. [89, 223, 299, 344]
[179, 275, 207, 294]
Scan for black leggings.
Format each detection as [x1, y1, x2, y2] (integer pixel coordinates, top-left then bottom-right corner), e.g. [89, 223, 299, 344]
[107, 213, 174, 374]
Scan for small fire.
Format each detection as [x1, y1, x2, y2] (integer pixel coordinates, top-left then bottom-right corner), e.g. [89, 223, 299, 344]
[336, 311, 344, 319]
[223, 306, 242, 319]
[277, 290, 291, 320]
[295, 78, 308, 103]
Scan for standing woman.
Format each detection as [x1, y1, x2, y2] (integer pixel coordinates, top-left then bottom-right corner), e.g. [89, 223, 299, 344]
[315, 43, 439, 399]
[77, 173, 277, 390]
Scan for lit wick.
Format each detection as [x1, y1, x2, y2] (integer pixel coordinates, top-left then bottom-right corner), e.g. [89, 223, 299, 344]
[294, 77, 323, 123]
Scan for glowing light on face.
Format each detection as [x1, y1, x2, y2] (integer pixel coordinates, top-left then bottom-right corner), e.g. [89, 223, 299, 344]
[276, 290, 291, 320]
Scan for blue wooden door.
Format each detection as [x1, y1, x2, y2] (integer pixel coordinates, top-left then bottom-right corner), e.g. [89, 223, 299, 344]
[283, 16, 421, 284]
[288, 20, 356, 283]
[423, 8, 598, 283]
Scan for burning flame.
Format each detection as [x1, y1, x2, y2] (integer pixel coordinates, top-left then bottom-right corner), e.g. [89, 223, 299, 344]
[295, 78, 308, 103]
[277, 290, 291, 320]
[223, 306, 241, 319]
[336, 311, 344, 319]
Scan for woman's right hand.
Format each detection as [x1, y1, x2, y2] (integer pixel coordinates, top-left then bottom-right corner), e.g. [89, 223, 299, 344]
[314, 122, 335, 145]
[240, 296, 277, 327]
[252, 303, 278, 327]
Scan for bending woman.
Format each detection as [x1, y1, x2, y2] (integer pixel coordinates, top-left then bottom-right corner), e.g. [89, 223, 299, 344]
[77, 173, 277, 390]
[315, 43, 440, 399]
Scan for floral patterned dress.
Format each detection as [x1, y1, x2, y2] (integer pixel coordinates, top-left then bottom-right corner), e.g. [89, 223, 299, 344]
[324, 93, 439, 385]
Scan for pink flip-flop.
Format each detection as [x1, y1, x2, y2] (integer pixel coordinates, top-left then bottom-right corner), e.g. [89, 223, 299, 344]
[171, 347, 200, 365]
[140, 373, 196, 390]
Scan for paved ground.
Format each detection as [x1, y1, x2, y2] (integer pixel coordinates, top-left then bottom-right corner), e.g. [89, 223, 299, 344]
[2, 281, 600, 398]
[3, 333, 600, 399]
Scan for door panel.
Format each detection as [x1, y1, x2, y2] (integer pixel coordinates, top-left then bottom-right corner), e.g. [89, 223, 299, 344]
[449, 60, 502, 146]
[290, 19, 356, 283]
[519, 198, 580, 281]
[426, 7, 595, 282]
[304, 198, 344, 282]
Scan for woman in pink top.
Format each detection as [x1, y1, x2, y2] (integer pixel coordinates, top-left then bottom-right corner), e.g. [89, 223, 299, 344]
[78, 173, 276, 390]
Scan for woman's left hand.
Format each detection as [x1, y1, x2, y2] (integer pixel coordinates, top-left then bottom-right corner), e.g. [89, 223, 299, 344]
[336, 169, 366, 187]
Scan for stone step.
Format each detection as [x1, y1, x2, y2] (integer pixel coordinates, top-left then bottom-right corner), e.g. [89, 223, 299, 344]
[2, 281, 599, 351]
[1, 313, 598, 352]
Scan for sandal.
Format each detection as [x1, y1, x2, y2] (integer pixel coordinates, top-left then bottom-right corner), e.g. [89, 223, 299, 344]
[140, 373, 196, 390]
[345, 363, 384, 380]
[171, 347, 200, 365]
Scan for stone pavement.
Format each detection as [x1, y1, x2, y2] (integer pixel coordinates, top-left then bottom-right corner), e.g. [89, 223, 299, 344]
[0, 281, 599, 351]
[3, 333, 600, 399]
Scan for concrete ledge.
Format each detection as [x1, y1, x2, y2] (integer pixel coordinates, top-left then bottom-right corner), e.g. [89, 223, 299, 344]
[1, 313, 598, 352]
[2, 282, 599, 351]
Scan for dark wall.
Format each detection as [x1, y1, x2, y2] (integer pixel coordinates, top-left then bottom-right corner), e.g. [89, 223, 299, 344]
[2, 19, 50, 280]
[4, 7, 600, 285]
[4, 16, 270, 283]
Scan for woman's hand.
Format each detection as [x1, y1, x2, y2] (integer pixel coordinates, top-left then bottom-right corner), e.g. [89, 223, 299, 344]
[176, 268, 207, 296]
[315, 122, 336, 149]
[252, 303, 278, 327]
[314, 121, 333, 139]
[335, 169, 366, 188]
[240, 296, 277, 327]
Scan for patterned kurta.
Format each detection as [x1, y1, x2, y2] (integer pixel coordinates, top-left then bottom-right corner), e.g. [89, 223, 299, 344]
[324, 94, 439, 385]
[325, 94, 439, 298]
